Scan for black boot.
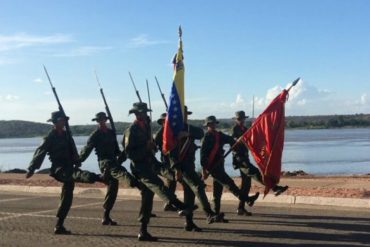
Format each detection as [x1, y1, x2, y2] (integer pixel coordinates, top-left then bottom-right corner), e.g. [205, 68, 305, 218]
[237, 208, 252, 216]
[272, 185, 289, 196]
[138, 223, 158, 241]
[163, 203, 177, 212]
[247, 192, 260, 207]
[102, 210, 117, 226]
[185, 220, 202, 232]
[171, 199, 192, 217]
[54, 217, 71, 235]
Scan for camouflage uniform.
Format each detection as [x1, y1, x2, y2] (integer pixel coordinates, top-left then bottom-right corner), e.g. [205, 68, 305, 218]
[28, 127, 101, 232]
[201, 116, 259, 214]
[232, 123, 263, 213]
[123, 102, 188, 241]
[154, 125, 177, 209]
[170, 122, 222, 229]
[79, 124, 139, 224]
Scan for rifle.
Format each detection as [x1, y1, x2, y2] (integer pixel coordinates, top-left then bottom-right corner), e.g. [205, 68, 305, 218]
[128, 71, 142, 102]
[94, 70, 116, 134]
[43, 65, 80, 167]
[145, 79, 153, 122]
[154, 76, 168, 110]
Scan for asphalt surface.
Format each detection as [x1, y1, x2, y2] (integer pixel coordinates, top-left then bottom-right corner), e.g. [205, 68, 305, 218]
[0, 191, 369, 247]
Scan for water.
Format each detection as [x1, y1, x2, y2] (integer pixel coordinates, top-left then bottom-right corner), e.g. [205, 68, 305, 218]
[0, 128, 369, 176]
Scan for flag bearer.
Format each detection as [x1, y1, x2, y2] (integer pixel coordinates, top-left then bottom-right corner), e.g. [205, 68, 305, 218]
[169, 106, 224, 231]
[201, 115, 259, 215]
[232, 110, 288, 216]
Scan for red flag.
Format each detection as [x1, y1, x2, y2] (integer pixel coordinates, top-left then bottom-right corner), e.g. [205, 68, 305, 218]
[241, 89, 289, 195]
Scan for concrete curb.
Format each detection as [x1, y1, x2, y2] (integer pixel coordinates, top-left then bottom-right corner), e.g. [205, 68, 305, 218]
[0, 185, 369, 209]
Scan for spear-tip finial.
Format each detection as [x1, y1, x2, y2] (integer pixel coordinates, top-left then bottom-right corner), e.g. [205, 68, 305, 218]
[178, 25, 182, 38]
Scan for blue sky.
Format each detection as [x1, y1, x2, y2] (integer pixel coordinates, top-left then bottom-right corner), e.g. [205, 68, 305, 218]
[0, 0, 369, 124]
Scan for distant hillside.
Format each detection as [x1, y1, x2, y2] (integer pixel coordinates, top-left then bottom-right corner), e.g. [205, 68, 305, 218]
[0, 120, 51, 138]
[1, 114, 370, 138]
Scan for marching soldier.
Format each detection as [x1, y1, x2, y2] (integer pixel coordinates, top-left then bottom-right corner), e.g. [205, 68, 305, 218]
[123, 102, 191, 241]
[232, 110, 288, 216]
[154, 113, 177, 212]
[26, 111, 104, 234]
[79, 112, 141, 225]
[201, 115, 260, 215]
[169, 106, 224, 232]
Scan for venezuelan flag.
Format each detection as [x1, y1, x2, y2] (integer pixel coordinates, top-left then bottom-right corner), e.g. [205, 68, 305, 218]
[163, 33, 185, 154]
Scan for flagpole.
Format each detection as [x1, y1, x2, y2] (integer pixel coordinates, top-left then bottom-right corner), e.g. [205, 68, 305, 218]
[223, 77, 300, 159]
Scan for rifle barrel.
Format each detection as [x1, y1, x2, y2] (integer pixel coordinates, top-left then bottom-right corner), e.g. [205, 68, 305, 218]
[94, 70, 117, 134]
[155, 76, 168, 110]
[129, 71, 142, 102]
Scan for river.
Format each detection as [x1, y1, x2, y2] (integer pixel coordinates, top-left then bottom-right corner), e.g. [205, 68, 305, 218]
[0, 128, 369, 176]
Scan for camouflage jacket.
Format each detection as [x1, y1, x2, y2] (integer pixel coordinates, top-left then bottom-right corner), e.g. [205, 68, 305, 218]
[169, 124, 204, 168]
[79, 128, 125, 163]
[232, 124, 251, 167]
[28, 129, 77, 173]
[123, 120, 155, 165]
[201, 130, 235, 169]
[154, 127, 170, 165]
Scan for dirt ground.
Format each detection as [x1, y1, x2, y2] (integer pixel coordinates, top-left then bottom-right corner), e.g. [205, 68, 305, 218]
[1, 173, 369, 199]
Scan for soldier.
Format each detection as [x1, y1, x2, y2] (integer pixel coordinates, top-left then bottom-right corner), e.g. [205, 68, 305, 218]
[123, 102, 191, 241]
[201, 115, 259, 215]
[26, 111, 104, 234]
[169, 106, 224, 232]
[79, 112, 141, 225]
[232, 110, 288, 216]
[154, 113, 177, 212]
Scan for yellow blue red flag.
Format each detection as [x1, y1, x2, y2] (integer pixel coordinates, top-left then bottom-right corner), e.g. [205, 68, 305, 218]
[163, 32, 185, 154]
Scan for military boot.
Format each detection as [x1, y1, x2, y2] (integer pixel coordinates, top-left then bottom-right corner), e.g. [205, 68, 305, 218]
[272, 185, 289, 196]
[246, 192, 260, 207]
[138, 223, 158, 241]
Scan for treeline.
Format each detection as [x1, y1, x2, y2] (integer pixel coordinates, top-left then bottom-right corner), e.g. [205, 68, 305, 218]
[285, 114, 370, 129]
[1, 114, 370, 138]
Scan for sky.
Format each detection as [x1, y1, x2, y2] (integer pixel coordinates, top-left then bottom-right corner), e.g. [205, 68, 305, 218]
[0, 0, 369, 124]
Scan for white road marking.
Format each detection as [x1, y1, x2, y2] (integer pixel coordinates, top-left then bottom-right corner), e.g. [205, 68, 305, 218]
[0, 198, 124, 222]
[0, 196, 42, 203]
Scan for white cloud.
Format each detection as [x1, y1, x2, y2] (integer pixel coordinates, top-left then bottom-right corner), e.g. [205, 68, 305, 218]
[53, 46, 113, 57]
[230, 94, 246, 108]
[205, 80, 369, 117]
[127, 34, 169, 48]
[0, 94, 20, 101]
[360, 93, 368, 105]
[33, 78, 43, 83]
[0, 33, 72, 52]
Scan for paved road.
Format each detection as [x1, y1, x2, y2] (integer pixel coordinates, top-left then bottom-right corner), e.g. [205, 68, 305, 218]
[0, 191, 369, 247]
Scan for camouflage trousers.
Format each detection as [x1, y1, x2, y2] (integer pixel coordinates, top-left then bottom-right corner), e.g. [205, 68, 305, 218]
[210, 163, 245, 214]
[130, 162, 185, 224]
[51, 166, 99, 220]
[98, 159, 138, 212]
[180, 162, 214, 220]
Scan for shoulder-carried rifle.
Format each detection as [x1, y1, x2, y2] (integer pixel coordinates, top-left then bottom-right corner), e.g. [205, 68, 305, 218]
[128, 72, 142, 102]
[94, 70, 116, 134]
[43, 65, 80, 167]
[154, 76, 168, 110]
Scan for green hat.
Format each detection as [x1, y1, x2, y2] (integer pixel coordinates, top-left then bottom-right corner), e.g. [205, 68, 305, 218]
[203, 115, 219, 127]
[92, 112, 108, 122]
[184, 105, 192, 115]
[233, 110, 249, 120]
[47, 111, 69, 123]
[157, 113, 167, 125]
[129, 102, 152, 114]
